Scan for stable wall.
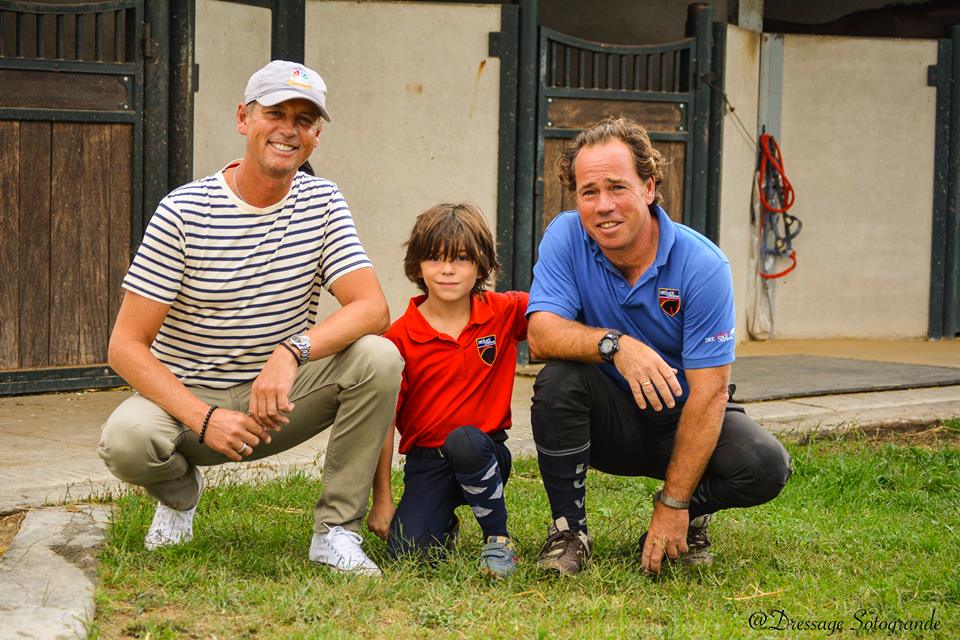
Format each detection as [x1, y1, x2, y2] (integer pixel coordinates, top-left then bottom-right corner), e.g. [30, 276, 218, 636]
[194, 0, 502, 319]
[768, 34, 936, 338]
[717, 24, 761, 346]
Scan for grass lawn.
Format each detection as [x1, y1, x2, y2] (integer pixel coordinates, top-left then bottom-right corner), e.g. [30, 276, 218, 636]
[92, 423, 960, 639]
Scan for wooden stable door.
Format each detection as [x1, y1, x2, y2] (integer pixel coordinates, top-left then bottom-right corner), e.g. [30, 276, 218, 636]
[0, 121, 132, 370]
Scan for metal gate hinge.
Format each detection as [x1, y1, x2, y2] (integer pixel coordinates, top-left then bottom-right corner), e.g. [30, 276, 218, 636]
[927, 64, 942, 87]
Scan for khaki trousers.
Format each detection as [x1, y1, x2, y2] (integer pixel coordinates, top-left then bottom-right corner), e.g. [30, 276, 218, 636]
[98, 335, 402, 533]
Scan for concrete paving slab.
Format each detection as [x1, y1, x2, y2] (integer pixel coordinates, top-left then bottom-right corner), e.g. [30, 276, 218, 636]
[0, 505, 109, 640]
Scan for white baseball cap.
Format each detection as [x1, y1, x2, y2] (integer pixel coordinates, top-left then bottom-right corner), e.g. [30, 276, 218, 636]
[244, 60, 331, 122]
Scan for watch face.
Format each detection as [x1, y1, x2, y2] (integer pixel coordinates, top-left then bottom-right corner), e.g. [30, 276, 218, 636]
[600, 338, 615, 355]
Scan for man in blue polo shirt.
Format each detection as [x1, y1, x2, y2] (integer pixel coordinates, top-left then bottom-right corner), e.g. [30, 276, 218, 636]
[528, 116, 791, 576]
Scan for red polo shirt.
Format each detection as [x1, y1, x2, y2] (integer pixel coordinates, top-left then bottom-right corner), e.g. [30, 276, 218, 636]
[385, 291, 529, 453]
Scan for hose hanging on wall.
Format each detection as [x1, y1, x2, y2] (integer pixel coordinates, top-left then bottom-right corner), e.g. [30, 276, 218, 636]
[748, 132, 801, 340]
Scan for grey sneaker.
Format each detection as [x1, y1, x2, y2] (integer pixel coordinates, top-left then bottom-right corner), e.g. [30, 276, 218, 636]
[536, 516, 592, 576]
[638, 512, 714, 567]
[144, 467, 204, 550]
[479, 535, 519, 578]
[310, 526, 382, 576]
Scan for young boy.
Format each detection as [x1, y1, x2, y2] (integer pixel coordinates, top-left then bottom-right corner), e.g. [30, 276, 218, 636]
[367, 203, 529, 578]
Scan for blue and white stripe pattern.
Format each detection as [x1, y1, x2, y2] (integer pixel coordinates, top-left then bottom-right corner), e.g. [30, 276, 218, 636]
[122, 167, 372, 388]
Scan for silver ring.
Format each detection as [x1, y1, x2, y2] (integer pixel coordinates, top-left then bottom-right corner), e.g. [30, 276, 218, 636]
[238, 442, 249, 455]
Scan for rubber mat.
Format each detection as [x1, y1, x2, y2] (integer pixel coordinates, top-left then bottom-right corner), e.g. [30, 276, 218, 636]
[730, 355, 960, 402]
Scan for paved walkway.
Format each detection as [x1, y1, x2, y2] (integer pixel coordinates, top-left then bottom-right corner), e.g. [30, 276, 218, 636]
[1, 338, 958, 638]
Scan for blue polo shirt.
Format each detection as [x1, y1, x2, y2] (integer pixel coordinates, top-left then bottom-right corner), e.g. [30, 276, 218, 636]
[527, 205, 736, 399]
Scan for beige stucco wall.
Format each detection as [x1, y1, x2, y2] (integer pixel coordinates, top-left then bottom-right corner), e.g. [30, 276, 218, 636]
[767, 35, 936, 338]
[194, 1, 502, 319]
[717, 25, 761, 346]
[194, 0, 271, 178]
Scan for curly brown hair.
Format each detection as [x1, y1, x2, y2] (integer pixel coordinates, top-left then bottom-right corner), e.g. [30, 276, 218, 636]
[556, 116, 666, 205]
[403, 203, 500, 296]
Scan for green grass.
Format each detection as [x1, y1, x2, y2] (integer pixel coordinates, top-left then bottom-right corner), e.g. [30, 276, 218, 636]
[92, 429, 960, 639]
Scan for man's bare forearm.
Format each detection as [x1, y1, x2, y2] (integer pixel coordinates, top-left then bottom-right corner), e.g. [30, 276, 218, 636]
[527, 311, 608, 362]
[661, 369, 730, 501]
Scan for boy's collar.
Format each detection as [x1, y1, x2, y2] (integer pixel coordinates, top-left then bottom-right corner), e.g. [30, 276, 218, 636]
[406, 293, 493, 343]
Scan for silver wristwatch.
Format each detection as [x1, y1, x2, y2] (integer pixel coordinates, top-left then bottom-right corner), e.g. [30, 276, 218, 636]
[286, 334, 311, 366]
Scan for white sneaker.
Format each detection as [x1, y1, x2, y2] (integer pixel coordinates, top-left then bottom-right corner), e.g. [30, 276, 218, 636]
[309, 526, 382, 576]
[144, 467, 204, 551]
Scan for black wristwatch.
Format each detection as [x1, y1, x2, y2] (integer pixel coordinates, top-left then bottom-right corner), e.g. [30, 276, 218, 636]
[598, 330, 623, 363]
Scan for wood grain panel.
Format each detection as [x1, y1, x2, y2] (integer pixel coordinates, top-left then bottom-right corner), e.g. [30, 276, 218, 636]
[0, 121, 20, 369]
[541, 137, 577, 232]
[0, 69, 129, 111]
[547, 98, 683, 133]
[78, 124, 110, 364]
[17, 121, 52, 368]
[50, 122, 82, 365]
[108, 124, 133, 333]
[657, 141, 686, 222]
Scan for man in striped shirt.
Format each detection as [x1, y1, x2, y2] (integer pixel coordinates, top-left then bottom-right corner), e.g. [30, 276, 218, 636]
[98, 61, 402, 576]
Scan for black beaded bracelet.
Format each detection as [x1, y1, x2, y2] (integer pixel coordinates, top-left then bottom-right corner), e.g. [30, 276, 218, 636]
[198, 405, 218, 444]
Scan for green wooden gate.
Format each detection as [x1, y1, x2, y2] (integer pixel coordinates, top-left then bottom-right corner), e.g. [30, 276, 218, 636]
[0, 0, 144, 394]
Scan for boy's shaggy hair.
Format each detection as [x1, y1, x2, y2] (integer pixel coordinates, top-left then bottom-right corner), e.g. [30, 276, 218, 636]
[403, 203, 500, 296]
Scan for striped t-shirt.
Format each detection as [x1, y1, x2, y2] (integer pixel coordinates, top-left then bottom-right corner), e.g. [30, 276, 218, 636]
[122, 162, 373, 388]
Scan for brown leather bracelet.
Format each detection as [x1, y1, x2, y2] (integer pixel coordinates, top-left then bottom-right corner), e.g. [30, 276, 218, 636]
[279, 341, 301, 366]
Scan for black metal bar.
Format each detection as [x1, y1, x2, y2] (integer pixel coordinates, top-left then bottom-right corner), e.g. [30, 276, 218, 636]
[0, 12, 6, 56]
[945, 25, 960, 336]
[564, 43, 571, 88]
[646, 52, 653, 90]
[129, 0, 143, 253]
[606, 52, 614, 89]
[113, 9, 121, 61]
[74, 9, 81, 59]
[271, 0, 304, 63]
[928, 39, 952, 338]
[579, 49, 586, 89]
[620, 54, 627, 91]
[549, 40, 557, 87]
[592, 49, 599, 89]
[56, 13, 63, 58]
[705, 21, 725, 244]
[95, 11, 103, 60]
[544, 128, 690, 142]
[169, 0, 195, 190]
[540, 27, 692, 55]
[36, 11, 44, 57]
[542, 86, 691, 102]
[685, 3, 712, 234]
[494, 3, 519, 293]
[515, 0, 538, 364]
[142, 0, 170, 230]
[17, 11, 24, 56]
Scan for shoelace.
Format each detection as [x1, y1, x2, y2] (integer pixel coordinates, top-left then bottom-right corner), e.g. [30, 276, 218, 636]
[541, 529, 578, 557]
[325, 526, 367, 563]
